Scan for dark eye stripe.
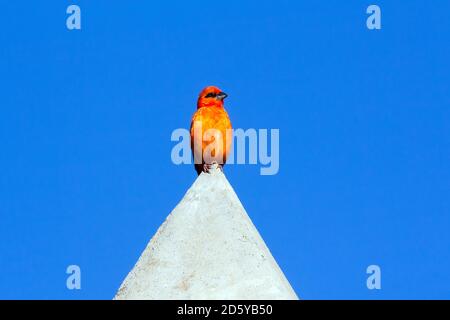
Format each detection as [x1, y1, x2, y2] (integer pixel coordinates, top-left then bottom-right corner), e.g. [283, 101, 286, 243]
[205, 92, 216, 98]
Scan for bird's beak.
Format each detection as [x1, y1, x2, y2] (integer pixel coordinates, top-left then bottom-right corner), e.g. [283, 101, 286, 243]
[216, 92, 228, 101]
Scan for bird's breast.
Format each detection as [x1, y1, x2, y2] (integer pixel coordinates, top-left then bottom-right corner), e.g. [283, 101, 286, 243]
[191, 107, 232, 131]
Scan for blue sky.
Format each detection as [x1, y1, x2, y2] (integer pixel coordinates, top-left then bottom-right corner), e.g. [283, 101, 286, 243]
[0, 1, 449, 299]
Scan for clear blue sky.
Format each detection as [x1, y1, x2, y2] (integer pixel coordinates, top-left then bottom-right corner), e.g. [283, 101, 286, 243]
[0, 1, 449, 299]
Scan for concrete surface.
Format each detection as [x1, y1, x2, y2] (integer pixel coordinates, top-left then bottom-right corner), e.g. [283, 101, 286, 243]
[115, 166, 298, 299]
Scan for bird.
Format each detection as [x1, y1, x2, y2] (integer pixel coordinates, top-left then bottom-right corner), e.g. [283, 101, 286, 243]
[190, 86, 232, 175]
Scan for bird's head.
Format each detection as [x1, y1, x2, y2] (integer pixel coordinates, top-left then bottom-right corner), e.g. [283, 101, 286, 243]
[197, 86, 228, 109]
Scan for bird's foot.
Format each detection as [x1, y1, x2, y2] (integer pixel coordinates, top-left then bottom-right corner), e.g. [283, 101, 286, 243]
[203, 161, 223, 173]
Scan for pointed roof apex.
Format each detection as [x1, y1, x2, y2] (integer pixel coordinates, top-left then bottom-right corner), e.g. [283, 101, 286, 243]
[115, 169, 298, 300]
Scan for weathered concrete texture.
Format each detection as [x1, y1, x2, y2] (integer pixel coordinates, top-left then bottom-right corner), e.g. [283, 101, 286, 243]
[115, 167, 298, 300]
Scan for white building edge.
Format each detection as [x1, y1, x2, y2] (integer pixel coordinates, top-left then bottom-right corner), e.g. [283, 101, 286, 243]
[115, 166, 298, 299]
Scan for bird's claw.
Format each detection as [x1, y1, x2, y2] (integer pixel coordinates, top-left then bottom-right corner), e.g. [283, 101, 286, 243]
[203, 161, 223, 173]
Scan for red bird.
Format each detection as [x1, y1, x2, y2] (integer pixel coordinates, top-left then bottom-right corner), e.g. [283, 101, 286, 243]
[190, 86, 232, 175]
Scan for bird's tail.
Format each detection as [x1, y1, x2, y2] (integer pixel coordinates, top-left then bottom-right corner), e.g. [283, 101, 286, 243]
[194, 164, 203, 175]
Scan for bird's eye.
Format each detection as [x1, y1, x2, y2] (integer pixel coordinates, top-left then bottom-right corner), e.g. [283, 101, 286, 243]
[205, 92, 216, 98]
